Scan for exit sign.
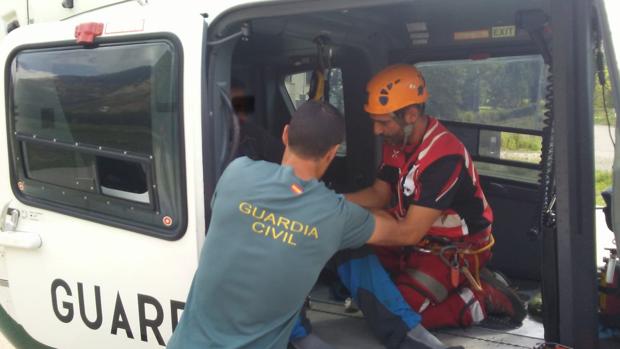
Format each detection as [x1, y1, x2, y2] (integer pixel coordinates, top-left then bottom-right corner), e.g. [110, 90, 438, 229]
[492, 26, 516, 38]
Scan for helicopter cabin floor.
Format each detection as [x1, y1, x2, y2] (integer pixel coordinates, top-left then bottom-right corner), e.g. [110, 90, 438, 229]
[306, 209, 620, 348]
[307, 281, 545, 349]
[307, 281, 620, 349]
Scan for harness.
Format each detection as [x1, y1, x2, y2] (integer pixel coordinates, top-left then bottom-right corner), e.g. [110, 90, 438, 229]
[411, 232, 495, 294]
[382, 118, 494, 300]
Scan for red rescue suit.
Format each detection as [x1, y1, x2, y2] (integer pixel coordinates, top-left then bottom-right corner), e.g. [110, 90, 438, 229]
[375, 117, 494, 328]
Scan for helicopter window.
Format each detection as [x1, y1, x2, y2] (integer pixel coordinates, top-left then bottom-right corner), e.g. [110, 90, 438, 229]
[8, 39, 186, 239]
[417, 55, 546, 183]
[284, 68, 347, 157]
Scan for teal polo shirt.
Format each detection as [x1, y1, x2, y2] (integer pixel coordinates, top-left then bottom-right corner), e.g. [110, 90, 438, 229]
[167, 157, 375, 349]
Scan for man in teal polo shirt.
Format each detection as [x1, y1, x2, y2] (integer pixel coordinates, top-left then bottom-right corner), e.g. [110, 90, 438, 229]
[167, 101, 459, 349]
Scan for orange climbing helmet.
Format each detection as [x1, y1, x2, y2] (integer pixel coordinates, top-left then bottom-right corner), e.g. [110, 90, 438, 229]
[364, 64, 429, 116]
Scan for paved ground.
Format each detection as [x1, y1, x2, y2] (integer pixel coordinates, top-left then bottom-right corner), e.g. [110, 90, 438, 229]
[595, 124, 615, 170]
[0, 338, 12, 349]
[490, 125, 615, 169]
[0, 335, 12, 349]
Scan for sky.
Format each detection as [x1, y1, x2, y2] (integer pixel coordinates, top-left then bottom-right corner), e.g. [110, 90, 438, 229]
[606, 0, 620, 63]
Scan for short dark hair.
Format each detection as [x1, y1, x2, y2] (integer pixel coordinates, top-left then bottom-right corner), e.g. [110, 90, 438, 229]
[288, 101, 345, 160]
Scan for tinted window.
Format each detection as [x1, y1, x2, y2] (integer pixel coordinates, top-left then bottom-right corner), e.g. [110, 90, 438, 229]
[417, 56, 546, 183]
[9, 41, 185, 238]
[418, 56, 546, 129]
[24, 142, 97, 192]
[284, 68, 347, 156]
[285, 68, 345, 114]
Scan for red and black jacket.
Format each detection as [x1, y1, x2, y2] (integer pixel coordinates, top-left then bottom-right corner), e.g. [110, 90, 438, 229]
[378, 117, 493, 239]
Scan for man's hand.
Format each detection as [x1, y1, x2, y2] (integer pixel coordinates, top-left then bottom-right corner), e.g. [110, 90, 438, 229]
[345, 179, 391, 209]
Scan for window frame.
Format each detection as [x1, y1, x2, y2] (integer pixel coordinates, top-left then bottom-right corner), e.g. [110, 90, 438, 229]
[4, 35, 187, 240]
[440, 120, 543, 170]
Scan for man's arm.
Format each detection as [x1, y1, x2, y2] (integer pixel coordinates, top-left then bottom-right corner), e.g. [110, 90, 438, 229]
[345, 179, 392, 209]
[365, 154, 465, 246]
[366, 205, 442, 246]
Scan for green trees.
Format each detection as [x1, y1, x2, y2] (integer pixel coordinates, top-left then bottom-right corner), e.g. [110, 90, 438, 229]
[418, 56, 546, 129]
[419, 55, 617, 127]
[593, 64, 616, 125]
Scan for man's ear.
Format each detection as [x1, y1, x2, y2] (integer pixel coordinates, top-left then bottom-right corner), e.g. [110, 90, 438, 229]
[324, 144, 340, 164]
[282, 125, 290, 146]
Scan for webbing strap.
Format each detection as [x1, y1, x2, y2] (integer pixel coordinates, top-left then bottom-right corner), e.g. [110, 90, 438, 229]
[404, 269, 449, 303]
